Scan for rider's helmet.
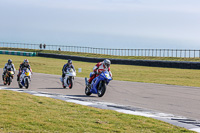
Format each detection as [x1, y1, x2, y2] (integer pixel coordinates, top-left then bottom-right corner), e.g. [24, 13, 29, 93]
[68, 59, 72, 66]
[8, 59, 12, 65]
[103, 59, 111, 68]
[23, 59, 29, 67]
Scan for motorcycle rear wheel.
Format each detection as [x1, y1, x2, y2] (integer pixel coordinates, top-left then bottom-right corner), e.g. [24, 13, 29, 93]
[85, 86, 92, 96]
[63, 82, 66, 88]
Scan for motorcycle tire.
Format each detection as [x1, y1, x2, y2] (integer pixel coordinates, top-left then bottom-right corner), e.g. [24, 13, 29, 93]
[25, 78, 29, 89]
[8, 77, 12, 86]
[85, 86, 92, 96]
[98, 82, 106, 97]
[68, 78, 73, 89]
[63, 84, 66, 88]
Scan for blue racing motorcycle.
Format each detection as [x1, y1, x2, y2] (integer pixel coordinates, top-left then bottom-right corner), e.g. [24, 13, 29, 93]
[85, 70, 112, 97]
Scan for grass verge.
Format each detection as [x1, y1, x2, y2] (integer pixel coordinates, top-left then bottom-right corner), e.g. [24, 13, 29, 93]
[1, 47, 200, 62]
[1, 54, 200, 87]
[0, 90, 194, 132]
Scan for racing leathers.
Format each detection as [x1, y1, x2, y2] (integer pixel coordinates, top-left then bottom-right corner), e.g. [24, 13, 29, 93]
[62, 63, 76, 80]
[88, 61, 112, 84]
[17, 63, 32, 81]
[2, 63, 16, 80]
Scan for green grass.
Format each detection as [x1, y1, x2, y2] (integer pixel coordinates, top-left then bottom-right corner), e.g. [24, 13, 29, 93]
[1, 54, 200, 87]
[0, 90, 194, 132]
[1, 47, 200, 62]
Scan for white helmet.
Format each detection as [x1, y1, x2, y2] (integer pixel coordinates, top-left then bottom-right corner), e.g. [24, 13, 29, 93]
[103, 59, 111, 68]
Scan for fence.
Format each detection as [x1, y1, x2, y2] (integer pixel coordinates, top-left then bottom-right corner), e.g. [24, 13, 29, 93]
[0, 42, 200, 58]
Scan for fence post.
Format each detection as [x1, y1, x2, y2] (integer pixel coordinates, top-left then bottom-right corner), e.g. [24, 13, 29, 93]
[185, 50, 186, 58]
[194, 50, 195, 58]
[159, 49, 161, 57]
[168, 49, 169, 57]
[112, 49, 115, 55]
[163, 49, 165, 57]
[141, 49, 143, 56]
[156, 49, 157, 57]
[199, 50, 200, 58]
[180, 50, 182, 57]
[134, 49, 136, 56]
[189, 50, 190, 58]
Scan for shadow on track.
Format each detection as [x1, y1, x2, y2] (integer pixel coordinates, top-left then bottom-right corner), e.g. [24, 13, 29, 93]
[38, 88, 68, 90]
[66, 95, 96, 98]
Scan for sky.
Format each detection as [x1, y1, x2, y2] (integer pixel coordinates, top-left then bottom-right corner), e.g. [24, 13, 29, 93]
[0, 0, 200, 49]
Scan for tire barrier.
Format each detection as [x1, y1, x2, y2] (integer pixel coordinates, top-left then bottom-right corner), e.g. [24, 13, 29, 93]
[0, 50, 37, 56]
[38, 53, 200, 69]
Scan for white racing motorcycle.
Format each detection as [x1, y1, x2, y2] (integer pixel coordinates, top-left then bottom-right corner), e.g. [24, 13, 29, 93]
[18, 68, 32, 89]
[60, 68, 76, 89]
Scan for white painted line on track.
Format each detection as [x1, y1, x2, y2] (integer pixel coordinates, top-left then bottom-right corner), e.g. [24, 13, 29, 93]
[190, 128, 200, 133]
[33, 94, 53, 97]
[116, 109, 158, 118]
[66, 100, 93, 106]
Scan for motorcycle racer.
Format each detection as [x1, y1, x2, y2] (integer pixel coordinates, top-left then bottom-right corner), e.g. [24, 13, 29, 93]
[2, 59, 16, 80]
[88, 59, 112, 84]
[62, 59, 76, 82]
[17, 59, 32, 81]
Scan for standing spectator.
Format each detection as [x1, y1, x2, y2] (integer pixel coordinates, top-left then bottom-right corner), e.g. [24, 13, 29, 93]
[43, 44, 46, 49]
[39, 44, 42, 49]
[58, 48, 61, 51]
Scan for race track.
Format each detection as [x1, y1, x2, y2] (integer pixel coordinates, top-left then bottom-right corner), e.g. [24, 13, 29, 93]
[1, 68, 200, 121]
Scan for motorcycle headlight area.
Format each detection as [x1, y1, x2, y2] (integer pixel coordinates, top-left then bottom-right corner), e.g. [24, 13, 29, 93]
[105, 74, 109, 78]
[25, 72, 30, 76]
[10, 71, 14, 75]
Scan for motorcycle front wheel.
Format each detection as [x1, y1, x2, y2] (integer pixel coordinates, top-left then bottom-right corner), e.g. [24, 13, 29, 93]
[7, 77, 11, 85]
[67, 78, 73, 89]
[98, 82, 106, 97]
[25, 78, 29, 89]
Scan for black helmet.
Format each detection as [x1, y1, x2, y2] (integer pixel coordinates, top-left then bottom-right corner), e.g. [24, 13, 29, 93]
[8, 59, 12, 65]
[103, 59, 111, 68]
[68, 59, 72, 64]
[23, 59, 29, 66]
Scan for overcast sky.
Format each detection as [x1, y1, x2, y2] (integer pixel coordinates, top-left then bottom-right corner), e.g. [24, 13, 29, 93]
[0, 0, 200, 49]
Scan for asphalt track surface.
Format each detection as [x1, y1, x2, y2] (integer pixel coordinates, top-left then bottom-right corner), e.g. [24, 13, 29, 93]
[1, 69, 200, 121]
